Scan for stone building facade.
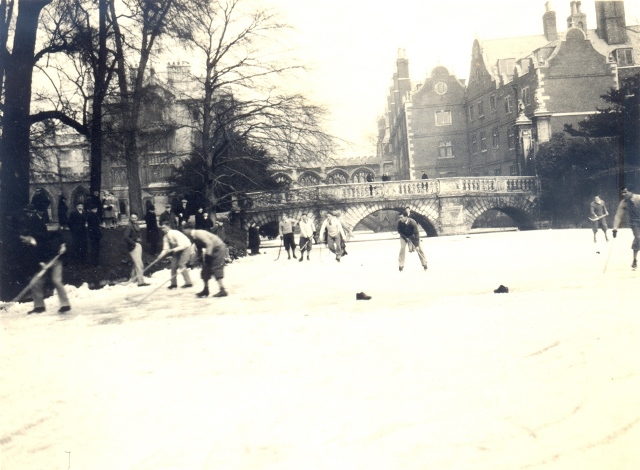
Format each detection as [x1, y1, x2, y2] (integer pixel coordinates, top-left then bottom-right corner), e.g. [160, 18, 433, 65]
[380, 0, 640, 180]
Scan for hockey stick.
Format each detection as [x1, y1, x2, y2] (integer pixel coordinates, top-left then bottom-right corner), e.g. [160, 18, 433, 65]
[274, 238, 283, 261]
[589, 215, 607, 222]
[603, 237, 616, 274]
[1, 249, 63, 311]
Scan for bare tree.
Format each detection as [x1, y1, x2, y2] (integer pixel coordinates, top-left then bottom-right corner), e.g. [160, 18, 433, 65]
[177, 0, 336, 206]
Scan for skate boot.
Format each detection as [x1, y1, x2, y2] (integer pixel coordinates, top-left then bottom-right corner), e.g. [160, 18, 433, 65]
[196, 288, 209, 298]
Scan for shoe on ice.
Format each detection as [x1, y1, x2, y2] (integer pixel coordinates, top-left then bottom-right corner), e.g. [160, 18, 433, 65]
[399, 266, 403, 272]
[356, 292, 372, 300]
[299, 257, 303, 262]
[27, 307, 46, 314]
[181, 284, 193, 288]
[213, 289, 228, 297]
[494, 285, 509, 294]
[167, 285, 178, 290]
[58, 306, 71, 313]
[138, 283, 151, 287]
[633, 260, 638, 269]
[196, 289, 209, 298]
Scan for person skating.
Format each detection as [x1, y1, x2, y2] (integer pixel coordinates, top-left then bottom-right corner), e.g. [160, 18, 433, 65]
[278, 213, 298, 259]
[589, 195, 609, 242]
[298, 213, 316, 261]
[397, 212, 428, 271]
[123, 212, 150, 287]
[319, 211, 347, 262]
[612, 185, 640, 269]
[157, 221, 194, 288]
[183, 224, 228, 297]
[19, 205, 71, 314]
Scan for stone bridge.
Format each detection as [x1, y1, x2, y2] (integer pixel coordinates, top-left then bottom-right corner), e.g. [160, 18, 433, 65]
[242, 176, 541, 236]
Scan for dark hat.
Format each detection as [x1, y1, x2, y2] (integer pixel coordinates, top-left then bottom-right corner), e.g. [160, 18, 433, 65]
[24, 204, 36, 212]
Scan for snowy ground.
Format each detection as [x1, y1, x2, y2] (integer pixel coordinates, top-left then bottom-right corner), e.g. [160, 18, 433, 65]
[1, 228, 639, 469]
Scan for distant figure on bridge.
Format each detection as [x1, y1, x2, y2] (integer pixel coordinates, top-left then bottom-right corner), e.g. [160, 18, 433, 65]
[589, 195, 609, 243]
[382, 173, 390, 182]
[612, 185, 640, 270]
[366, 174, 373, 183]
[397, 213, 428, 272]
[278, 213, 298, 260]
[421, 172, 428, 180]
[319, 211, 347, 262]
[298, 213, 316, 262]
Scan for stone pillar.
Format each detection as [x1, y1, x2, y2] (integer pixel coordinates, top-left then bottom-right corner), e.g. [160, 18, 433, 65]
[514, 104, 533, 176]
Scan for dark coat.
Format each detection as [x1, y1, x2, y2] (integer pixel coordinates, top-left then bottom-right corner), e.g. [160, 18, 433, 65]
[144, 210, 160, 245]
[123, 221, 142, 252]
[159, 210, 178, 230]
[397, 217, 421, 246]
[58, 198, 69, 226]
[87, 211, 102, 240]
[248, 225, 260, 252]
[195, 211, 206, 229]
[67, 210, 87, 237]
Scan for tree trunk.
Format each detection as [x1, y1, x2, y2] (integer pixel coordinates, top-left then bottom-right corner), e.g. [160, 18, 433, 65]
[0, 0, 52, 300]
[89, 0, 108, 195]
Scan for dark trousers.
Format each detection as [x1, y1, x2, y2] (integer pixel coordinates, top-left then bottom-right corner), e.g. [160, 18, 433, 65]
[89, 237, 100, 266]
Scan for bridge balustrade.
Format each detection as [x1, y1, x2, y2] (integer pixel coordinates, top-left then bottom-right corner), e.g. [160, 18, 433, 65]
[245, 176, 540, 210]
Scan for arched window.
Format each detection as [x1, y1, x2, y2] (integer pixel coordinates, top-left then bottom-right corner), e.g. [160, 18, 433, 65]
[352, 169, 374, 183]
[274, 174, 292, 189]
[325, 170, 349, 185]
[298, 172, 321, 186]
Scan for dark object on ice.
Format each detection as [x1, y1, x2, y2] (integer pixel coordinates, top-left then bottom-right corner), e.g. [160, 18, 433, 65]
[356, 292, 372, 300]
[494, 285, 509, 294]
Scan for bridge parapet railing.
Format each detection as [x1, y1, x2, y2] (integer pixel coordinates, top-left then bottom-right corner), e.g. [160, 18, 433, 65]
[245, 177, 540, 209]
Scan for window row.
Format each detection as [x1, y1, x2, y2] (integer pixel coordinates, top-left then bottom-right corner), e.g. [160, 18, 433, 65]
[468, 87, 532, 121]
[471, 127, 517, 154]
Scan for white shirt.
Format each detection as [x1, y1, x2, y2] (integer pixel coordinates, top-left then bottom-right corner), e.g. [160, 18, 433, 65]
[299, 219, 316, 238]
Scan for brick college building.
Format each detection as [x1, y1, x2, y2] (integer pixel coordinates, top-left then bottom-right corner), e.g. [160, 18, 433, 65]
[379, 0, 640, 180]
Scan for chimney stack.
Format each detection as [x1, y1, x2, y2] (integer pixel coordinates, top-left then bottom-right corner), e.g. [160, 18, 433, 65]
[595, 1, 627, 45]
[567, 0, 587, 31]
[543, 2, 558, 41]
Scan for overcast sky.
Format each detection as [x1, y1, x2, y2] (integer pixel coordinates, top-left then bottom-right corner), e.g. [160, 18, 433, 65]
[266, 0, 640, 157]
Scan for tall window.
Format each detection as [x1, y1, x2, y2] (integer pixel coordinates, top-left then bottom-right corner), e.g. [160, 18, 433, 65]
[438, 141, 453, 158]
[477, 100, 485, 117]
[480, 131, 487, 152]
[616, 49, 633, 66]
[471, 134, 478, 154]
[504, 95, 513, 114]
[469, 104, 475, 121]
[509, 164, 517, 176]
[522, 87, 531, 105]
[435, 110, 452, 126]
[508, 127, 516, 149]
[492, 127, 499, 148]
[490, 94, 497, 112]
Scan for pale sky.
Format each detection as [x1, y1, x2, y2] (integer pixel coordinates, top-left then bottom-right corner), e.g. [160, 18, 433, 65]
[267, 0, 640, 157]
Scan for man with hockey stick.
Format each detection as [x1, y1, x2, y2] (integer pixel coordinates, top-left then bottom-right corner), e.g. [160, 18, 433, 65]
[123, 212, 151, 287]
[183, 223, 228, 298]
[18, 205, 71, 314]
[157, 221, 194, 289]
[397, 212, 428, 272]
[278, 213, 298, 260]
[298, 212, 316, 262]
[612, 185, 640, 269]
[589, 195, 609, 243]
[319, 211, 347, 262]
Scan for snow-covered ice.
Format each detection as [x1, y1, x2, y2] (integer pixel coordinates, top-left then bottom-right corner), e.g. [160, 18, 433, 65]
[1, 229, 639, 469]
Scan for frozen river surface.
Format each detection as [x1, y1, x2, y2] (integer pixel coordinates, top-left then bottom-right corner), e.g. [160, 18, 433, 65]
[1, 228, 639, 469]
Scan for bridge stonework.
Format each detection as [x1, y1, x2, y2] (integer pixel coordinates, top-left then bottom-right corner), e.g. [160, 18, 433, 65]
[244, 177, 541, 236]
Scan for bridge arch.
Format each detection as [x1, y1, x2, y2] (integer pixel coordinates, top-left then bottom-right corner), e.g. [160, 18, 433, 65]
[465, 195, 537, 231]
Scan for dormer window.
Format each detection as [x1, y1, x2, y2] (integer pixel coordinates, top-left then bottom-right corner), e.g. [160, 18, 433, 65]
[615, 49, 633, 67]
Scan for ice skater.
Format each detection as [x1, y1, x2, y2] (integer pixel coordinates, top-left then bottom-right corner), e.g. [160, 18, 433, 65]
[612, 185, 640, 269]
[157, 221, 194, 289]
[397, 212, 428, 271]
[183, 224, 228, 298]
[298, 212, 316, 261]
[589, 195, 609, 242]
[319, 211, 347, 262]
[278, 213, 298, 259]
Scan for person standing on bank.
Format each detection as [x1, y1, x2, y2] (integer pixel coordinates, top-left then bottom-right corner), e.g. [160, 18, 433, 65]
[123, 212, 150, 287]
[319, 211, 347, 262]
[589, 195, 609, 243]
[298, 213, 316, 261]
[67, 202, 88, 264]
[144, 204, 161, 255]
[157, 220, 194, 289]
[178, 199, 190, 227]
[183, 224, 228, 298]
[247, 222, 261, 255]
[159, 203, 178, 230]
[19, 205, 71, 314]
[57, 195, 69, 228]
[612, 185, 640, 269]
[397, 212, 428, 271]
[86, 203, 102, 266]
[31, 188, 51, 223]
[278, 213, 298, 259]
